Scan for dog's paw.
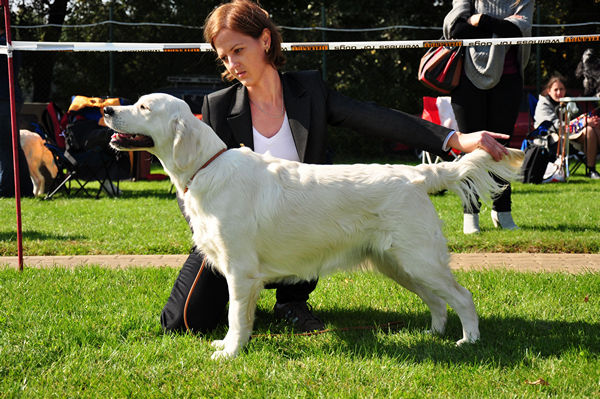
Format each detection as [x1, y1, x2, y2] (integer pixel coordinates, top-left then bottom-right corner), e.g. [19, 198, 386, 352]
[456, 336, 479, 346]
[211, 339, 226, 349]
[211, 349, 237, 360]
[210, 337, 241, 359]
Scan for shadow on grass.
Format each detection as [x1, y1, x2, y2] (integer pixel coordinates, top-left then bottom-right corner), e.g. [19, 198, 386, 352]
[242, 308, 600, 365]
[0, 230, 86, 241]
[118, 189, 176, 200]
[516, 181, 600, 194]
[517, 223, 600, 233]
[42, 187, 175, 200]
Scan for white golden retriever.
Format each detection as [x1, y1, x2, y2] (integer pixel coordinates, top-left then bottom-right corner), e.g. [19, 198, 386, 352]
[104, 93, 523, 360]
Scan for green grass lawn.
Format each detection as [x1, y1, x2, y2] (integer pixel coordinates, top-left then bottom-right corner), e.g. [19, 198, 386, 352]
[0, 267, 598, 398]
[1, 161, 600, 397]
[1, 162, 599, 256]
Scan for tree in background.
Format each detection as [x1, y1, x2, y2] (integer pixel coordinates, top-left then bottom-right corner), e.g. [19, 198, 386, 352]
[12, 0, 68, 101]
[7, 0, 600, 158]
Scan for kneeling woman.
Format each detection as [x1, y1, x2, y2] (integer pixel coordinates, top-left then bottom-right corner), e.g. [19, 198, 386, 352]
[160, 0, 512, 334]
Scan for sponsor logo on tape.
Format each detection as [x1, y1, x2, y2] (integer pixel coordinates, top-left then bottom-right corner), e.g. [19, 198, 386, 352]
[290, 44, 330, 51]
[424, 40, 462, 48]
[565, 35, 600, 43]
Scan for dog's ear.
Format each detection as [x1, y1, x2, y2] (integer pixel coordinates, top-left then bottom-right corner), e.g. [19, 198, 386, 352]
[171, 114, 201, 171]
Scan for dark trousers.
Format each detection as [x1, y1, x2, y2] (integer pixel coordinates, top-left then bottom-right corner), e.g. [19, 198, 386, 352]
[160, 249, 318, 333]
[0, 109, 33, 198]
[451, 73, 522, 213]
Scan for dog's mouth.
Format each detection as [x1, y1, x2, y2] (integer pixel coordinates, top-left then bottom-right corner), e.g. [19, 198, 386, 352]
[110, 132, 155, 149]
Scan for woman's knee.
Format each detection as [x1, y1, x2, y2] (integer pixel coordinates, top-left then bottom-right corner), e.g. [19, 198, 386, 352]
[160, 303, 223, 334]
[160, 251, 229, 334]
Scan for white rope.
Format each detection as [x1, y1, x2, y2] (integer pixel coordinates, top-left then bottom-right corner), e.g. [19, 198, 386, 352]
[3, 34, 598, 53]
[13, 21, 204, 30]
[11, 20, 600, 31]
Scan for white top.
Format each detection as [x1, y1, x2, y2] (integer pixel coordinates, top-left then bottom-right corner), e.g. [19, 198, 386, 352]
[252, 113, 300, 162]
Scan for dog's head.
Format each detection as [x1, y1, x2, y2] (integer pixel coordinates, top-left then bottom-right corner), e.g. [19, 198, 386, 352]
[105, 93, 219, 172]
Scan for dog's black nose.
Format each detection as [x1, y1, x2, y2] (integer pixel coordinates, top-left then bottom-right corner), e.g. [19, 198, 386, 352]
[104, 106, 114, 116]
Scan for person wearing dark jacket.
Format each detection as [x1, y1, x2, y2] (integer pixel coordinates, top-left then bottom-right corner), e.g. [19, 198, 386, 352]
[444, 0, 533, 233]
[0, 26, 33, 198]
[160, 0, 512, 334]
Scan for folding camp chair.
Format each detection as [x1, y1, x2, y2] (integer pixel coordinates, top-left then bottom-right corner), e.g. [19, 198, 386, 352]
[567, 142, 587, 176]
[555, 99, 600, 180]
[44, 140, 125, 199]
[41, 97, 131, 199]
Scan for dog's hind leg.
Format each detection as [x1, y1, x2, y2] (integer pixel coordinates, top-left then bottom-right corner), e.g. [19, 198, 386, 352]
[211, 272, 263, 360]
[442, 279, 479, 345]
[418, 271, 479, 345]
[380, 249, 479, 345]
[412, 283, 449, 336]
[372, 254, 448, 336]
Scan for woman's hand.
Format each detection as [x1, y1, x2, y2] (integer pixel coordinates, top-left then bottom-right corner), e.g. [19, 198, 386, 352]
[588, 115, 599, 128]
[448, 131, 510, 161]
[467, 14, 482, 27]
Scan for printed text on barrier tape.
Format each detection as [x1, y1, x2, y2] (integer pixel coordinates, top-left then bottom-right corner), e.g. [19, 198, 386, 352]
[1, 34, 598, 53]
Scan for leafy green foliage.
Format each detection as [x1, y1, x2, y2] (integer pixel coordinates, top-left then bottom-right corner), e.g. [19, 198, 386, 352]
[11, 1, 598, 107]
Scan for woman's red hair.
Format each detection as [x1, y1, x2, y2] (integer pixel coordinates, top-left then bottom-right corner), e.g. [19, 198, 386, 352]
[204, 0, 286, 81]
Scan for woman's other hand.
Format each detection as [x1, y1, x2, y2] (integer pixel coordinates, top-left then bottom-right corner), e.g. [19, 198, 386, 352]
[448, 131, 510, 161]
[467, 14, 482, 26]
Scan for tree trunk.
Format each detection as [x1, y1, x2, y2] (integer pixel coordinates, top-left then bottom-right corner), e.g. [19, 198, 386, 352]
[32, 0, 68, 102]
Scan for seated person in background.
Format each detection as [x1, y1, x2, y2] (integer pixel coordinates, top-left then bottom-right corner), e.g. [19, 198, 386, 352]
[534, 73, 600, 179]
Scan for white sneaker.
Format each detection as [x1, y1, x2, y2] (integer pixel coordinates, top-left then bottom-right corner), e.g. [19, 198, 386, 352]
[491, 210, 519, 230]
[463, 213, 480, 234]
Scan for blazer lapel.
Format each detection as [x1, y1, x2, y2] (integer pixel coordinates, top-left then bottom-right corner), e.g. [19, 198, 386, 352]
[282, 74, 310, 161]
[225, 75, 311, 157]
[226, 85, 254, 149]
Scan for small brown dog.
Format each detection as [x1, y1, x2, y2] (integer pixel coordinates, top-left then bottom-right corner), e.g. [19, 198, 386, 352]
[19, 129, 58, 196]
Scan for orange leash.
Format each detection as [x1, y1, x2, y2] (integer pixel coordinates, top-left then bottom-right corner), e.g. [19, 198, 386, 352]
[183, 257, 207, 331]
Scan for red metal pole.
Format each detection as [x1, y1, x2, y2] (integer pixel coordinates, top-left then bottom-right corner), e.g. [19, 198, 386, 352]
[1, 0, 24, 271]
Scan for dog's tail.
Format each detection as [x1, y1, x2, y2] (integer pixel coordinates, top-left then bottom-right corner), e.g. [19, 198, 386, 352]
[414, 148, 524, 212]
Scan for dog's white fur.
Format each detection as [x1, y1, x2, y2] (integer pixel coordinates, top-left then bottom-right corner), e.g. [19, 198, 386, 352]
[19, 129, 58, 196]
[105, 93, 523, 360]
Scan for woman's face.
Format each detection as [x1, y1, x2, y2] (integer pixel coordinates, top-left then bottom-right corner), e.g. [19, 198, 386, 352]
[213, 28, 272, 87]
[548, 81, 566, 102]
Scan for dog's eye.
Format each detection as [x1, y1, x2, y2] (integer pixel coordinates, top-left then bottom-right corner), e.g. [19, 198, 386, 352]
[140, 104, 148, 111]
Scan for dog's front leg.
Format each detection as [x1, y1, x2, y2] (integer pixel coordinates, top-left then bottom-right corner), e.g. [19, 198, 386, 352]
[211, 275, 263, 360]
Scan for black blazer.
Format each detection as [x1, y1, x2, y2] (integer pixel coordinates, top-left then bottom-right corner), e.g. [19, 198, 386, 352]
[201, 70, 452, 163]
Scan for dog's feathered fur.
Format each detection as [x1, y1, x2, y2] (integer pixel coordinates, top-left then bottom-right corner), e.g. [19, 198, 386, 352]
[105, 93, 523, 360]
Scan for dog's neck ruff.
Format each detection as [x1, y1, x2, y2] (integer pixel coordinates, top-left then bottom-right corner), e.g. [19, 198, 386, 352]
[184, 148, 227, 193]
